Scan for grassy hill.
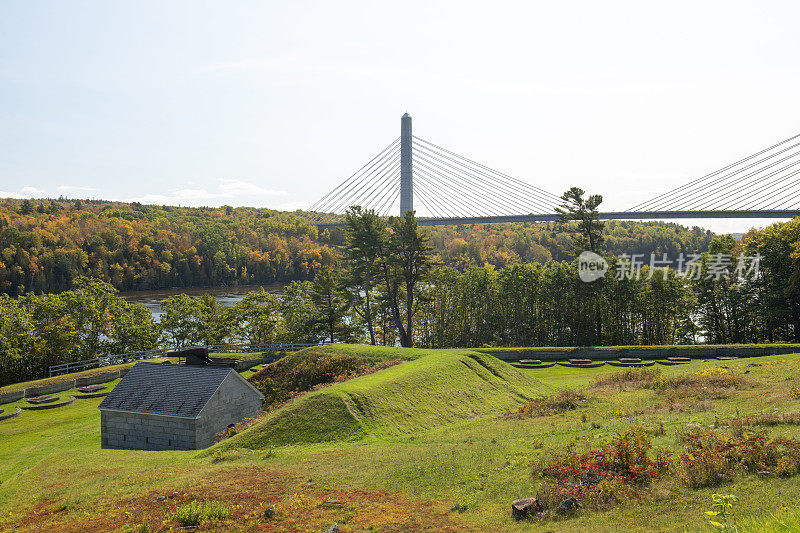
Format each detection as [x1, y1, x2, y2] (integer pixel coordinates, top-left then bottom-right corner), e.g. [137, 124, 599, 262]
[224, 350, 544, 448]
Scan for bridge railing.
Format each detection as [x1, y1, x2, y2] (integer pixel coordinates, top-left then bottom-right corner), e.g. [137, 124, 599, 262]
[47, 342, 322, 377]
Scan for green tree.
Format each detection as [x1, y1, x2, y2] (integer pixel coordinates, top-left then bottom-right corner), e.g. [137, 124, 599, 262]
[280, 280, 323, 344]
[343, 206, 386, 345]
[230, 289, 283, 345]
[378, 211, 435, 347]
[556, 187, 604, 254]
[160, 294, 208, 347]
[310, 266, 352, 343]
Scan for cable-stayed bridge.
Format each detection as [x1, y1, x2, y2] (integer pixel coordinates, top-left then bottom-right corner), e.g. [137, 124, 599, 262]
[307, 114, 800, 228]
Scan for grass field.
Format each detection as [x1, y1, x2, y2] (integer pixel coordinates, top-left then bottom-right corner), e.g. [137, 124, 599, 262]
[2, 345, 800, 531]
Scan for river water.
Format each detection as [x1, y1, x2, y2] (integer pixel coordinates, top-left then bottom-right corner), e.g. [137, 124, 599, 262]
[121, 283, 285, 320]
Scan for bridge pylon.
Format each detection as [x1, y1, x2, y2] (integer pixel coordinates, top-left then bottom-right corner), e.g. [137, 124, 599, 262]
[400, 113, 413, 215]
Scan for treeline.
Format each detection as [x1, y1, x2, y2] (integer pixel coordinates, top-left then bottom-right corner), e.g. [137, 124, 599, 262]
[323, 219, 715, 268]
[425, 220, 715, 268]
[0, 199, 335, 296]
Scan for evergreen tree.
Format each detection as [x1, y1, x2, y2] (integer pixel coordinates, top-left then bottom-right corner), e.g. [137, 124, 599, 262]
[556, 187, 604, 254]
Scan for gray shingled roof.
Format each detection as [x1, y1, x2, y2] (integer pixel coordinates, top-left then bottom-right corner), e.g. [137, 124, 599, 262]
[99, 362, 239, 418]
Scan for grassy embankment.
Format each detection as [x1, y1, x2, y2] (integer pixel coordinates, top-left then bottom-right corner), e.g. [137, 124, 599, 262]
[2, 345, 800, 531]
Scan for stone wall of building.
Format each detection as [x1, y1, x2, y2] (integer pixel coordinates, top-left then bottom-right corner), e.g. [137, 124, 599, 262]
[101, 410, 197, 450]
[195, 374, 263, 448]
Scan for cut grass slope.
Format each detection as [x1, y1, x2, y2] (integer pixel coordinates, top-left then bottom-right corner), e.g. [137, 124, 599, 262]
[223, 351, 545, 449]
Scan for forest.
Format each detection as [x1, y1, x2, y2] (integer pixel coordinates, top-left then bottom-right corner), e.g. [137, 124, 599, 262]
[0, 198, 713, 296]
[1, 199, 799, 386]
[0, 198, 334, 296]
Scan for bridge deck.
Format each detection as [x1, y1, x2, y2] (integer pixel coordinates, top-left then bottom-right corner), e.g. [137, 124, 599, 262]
[314, 210, 800, 229]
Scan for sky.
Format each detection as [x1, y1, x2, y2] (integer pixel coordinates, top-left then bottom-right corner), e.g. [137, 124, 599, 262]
[1, 1, 799, 233]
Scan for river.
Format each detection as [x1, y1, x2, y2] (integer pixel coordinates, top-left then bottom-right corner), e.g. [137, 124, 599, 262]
[121, 283, 286, 320]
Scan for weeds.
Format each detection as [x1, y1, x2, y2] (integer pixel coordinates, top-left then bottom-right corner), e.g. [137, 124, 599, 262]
[170, 500, 231, 526]
[450, 494, 477, 513]
[592, 367, 748, 400]
[592, 368, 662, 388]
[511, 389, 590, 417]
[727, 411, 800, 428]
[705, 494, 739, 532]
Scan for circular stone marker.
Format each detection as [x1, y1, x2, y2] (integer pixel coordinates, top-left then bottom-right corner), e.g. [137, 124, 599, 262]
[77, 385, 107, 393]
[25, 395, 59, 405]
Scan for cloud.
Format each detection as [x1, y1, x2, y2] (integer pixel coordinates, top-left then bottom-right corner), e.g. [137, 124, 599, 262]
[130, 179, 288, 207]
[57, 185, 96, 193]
[218, 179, 287, 197]
[0, 190, 27, 199]
[0, 186, 44, 199]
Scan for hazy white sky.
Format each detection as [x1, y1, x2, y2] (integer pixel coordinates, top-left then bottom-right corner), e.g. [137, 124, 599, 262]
[1, 1, 799, 232]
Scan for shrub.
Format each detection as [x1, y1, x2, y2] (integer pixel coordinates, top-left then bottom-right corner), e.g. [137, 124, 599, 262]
[535, 426, 670, 510]
[512, 389, 590, 417]
[705, 493, 739, 532]
[201, 500, 232, 520]
[675, 427, 800, 488]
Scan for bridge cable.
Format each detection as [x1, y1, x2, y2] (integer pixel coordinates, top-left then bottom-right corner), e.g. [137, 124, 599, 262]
[412, 154, 530, 216]
[308, 138, 400, 218]
[697, 154, 800, 210]
[412, 141, 560, 213]
[314, 150, 400, 223]
[316, 154, 400, 223]
[414, 136, 562, 202]
[412, 147, 555, 215]
[312, 142, 400, 219]
[627, 133, 800, 212]
[658, 145, 800, 211]
[322, 154, 401, 220]
[413, 171, 478, 218]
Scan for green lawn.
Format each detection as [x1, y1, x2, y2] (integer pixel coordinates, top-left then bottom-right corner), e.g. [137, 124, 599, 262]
[2, 345, 800, 531]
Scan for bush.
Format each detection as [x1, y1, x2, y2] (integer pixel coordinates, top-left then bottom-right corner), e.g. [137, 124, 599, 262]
[171, 501, 202, 526]
[249, 351, 399, 409]
[535, 426, 670, 510]
[675, 427, 800, 488]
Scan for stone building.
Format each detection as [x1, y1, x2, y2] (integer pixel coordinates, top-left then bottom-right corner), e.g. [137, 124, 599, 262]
[98, 362, 264, 450]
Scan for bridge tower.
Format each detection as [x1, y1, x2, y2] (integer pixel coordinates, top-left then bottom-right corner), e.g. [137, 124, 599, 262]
[400, 113, 413, 215]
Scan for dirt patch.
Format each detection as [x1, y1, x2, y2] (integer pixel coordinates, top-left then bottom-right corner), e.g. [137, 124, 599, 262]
[7, 467, 470, 532]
